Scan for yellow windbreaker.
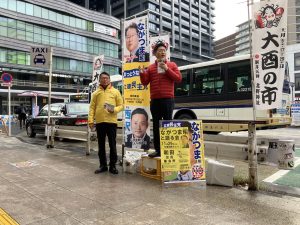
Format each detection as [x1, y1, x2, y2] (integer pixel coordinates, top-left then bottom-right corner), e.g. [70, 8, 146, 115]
[88, 84, 123, 124]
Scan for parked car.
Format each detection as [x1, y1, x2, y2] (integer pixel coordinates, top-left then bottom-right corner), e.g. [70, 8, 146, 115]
[26, 102, 89, 138]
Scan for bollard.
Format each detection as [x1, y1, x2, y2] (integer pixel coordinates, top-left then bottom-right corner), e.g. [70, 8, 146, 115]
[267, 139, 280, 165]
[277, 140, 295, 170]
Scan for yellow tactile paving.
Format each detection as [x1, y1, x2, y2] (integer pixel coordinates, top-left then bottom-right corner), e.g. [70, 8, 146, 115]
[0, 208, 19, 225]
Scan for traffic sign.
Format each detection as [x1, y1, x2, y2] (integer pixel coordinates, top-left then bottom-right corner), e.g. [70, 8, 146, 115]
[30, 46, 51, 69]
[1, 73, 13, 83]
[1, 83, 12, 87]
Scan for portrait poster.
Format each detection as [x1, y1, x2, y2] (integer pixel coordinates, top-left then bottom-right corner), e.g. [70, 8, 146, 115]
[89, 55, 104, 93]
[252, 0, 287, 110]
[160, 120, 205, 184]
[123, 15, 150, 151]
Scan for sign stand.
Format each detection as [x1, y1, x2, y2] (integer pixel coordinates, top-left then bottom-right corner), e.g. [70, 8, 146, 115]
[1, 73, 13, 137]
[8, 85, 11, 136]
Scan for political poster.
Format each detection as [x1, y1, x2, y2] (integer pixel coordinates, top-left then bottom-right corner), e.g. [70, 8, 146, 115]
[160, 120, 205, 184]
[123, 15, 151, 151]
[89, 55, 104, 93]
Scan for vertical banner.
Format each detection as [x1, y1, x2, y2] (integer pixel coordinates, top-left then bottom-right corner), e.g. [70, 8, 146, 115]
[149, 35, 170, 64]
[123, 16, 150, 151]
[160, 120, 205, 184]
[90, 55, 104, 93]
[252, 0, 288, 110]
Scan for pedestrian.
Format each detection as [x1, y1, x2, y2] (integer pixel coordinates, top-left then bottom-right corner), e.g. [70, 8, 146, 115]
[139, 40, 182, 157]
[88, 72, 124, 174]
[16, 103, 27, 129]
[125, 107, 150, 150]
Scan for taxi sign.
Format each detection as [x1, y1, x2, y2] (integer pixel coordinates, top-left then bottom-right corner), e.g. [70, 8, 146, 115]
[30, 46, 51, 69]
[1, 73, 13, 83]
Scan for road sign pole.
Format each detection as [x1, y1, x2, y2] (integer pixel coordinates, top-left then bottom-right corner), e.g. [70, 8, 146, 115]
[47, 47, 53, 148]
[8, 85, 11, 137]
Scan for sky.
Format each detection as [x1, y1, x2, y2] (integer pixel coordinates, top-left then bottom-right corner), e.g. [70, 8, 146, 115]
[214, 0, 250, 40]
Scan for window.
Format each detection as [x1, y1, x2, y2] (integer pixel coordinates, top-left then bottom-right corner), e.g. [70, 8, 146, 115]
[7, 0, 16, 11]
[193, 65, 223, 95]
[17, 1, 25, 13]
[25, 2, 33, 16]
[295, 73, 300, 91]
[41, 8, 49, 19]
[7, 50, 17, 64]
[33, 5, 42, 17]
[0, 48, 6, 62]
[175, 70, 190, 96]
[228, 60, 251, 93]
[0, 0, 8, 9]
[294, 53, 300, 71]
[17, 51, 26, 64]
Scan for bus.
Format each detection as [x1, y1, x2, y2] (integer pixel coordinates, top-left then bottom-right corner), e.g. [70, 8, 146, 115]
[173, 54, 292, 133]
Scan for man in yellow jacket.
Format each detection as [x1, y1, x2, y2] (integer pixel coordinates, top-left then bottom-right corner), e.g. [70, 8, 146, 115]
[88, 72, 124, 174]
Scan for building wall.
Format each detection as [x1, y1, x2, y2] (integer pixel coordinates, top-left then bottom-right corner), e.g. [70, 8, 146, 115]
[0, 0, 121, 114]
[111, 0, 216, 64]
[214, 33, 236, 59]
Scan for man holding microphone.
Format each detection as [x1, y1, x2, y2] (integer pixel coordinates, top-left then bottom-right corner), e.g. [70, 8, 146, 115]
[139, 40, 182, 157]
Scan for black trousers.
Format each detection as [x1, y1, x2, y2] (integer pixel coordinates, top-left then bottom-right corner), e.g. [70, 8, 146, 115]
[19, 113, 26, 128]
[150, 98, 174, 154]
[96, 123, 117, 168]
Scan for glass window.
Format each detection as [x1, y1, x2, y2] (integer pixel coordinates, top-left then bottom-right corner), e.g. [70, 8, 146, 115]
[17, 1, 26, 14]
[7, 18, 16, 28]
[49, 10, 56, 21]
[63, 32, 70, 40]
[83, 61, 89, 73]
[49, 30, 56, 37]
[34, 33, 42, 43]
[76, 60, 83, 72]
[0, 17, 7, 26]
[41, 8, 49, 19]
[26, 30, 33, 42]
[50, 36, 56, 46]
[295, 73, 300, 91]
[26, 23, 33, 32]
[17, 20, 25, 30]
[56, 13, 63, 23]
[63, 15, 69, 26]
[33, 5, 42, 17]
[63, 39, 70, 48]
[0, 48, 6, 62]
[42, 28, 49, 36]
[70, 60, 76, 71]
[17, 51, 26, 65]
[0, 0, 8, 9]
[25, 2, 33, 16]
[175, 70, 190, 96]
[17, 29, 26, 40]
[26, 53, 30, 65]
[76, 42, 83, 51]
[57, 38, 63, 47]
[42, 35, 50, 45]
[228, 60, 251, 93]
[7, 28, 16, 38]
[34, 25, 41, 34]
[70, 41, 76, 50]
[0, 26, 7, 36]
[193, 65, 223, 95]
[75, 18, 82, 29]
[8, 0, 16, 11]
[56, 58, 64, 70]
[70, 17, 76, 27]
[81, 20, 87, 30]
[63, 59, 70, 71]
[294, 53, 300, 71]
[87, 45, 93, 54]
[7, 50, 16, 64]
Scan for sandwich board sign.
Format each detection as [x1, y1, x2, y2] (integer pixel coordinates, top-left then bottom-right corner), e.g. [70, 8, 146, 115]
[30, 46, 51, 69]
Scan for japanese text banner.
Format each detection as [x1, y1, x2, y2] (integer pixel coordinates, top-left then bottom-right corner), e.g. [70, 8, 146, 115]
[252, 0, 287, 110]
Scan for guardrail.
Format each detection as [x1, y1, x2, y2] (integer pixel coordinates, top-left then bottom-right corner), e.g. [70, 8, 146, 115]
[53, 125, 97, 155]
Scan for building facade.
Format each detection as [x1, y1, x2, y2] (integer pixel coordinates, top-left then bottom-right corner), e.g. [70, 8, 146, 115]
[111, 0, 216, 65]
[0, 0, 120, 114]
[214, 33, 236, 59]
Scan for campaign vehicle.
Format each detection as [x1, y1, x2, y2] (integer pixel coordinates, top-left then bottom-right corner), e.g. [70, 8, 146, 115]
[26, 102, 89, 138]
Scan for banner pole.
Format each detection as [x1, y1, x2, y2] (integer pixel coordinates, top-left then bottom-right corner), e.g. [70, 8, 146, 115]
[247, 0, 258, 191]
[47, 47, 53, 148]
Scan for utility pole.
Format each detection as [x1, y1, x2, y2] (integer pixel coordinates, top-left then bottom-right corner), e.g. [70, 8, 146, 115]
[247, 0, 258, 191]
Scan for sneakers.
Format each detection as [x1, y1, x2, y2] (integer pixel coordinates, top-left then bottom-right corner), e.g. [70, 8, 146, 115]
[148, 151, 160, 158]
[109, 166, 118, 174]
[94, 166, 108, 174]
